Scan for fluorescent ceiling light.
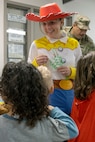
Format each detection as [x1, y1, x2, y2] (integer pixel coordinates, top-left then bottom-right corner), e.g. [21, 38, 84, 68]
[6, 29, 26, 35]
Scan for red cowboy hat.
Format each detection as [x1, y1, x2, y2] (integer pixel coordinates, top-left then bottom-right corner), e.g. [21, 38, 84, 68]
[26, 3, 76, 22]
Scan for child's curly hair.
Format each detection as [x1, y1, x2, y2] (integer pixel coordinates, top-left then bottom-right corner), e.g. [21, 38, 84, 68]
[0, 61, 49, 127]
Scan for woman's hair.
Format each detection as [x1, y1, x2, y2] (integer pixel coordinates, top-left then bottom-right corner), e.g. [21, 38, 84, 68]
[0, 61, 49, 127]
[37, 65, 53, 90]
[74, 51, 95, 100]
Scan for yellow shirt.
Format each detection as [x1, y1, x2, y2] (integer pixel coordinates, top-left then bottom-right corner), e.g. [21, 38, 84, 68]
[28, 32, 82, 80]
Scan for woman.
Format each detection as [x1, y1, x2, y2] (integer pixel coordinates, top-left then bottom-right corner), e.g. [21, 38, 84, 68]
[26, 3, 82, 115]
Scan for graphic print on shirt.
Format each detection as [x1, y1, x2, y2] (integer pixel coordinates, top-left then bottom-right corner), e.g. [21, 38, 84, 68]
[49, 48, 66, 69]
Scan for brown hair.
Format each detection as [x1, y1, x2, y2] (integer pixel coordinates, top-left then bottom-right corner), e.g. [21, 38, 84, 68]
[0, 61, 49, 127]
[74, 51, 95, 100]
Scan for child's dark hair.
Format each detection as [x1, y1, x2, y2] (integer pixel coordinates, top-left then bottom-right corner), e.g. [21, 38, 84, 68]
[74, 51, 95, 100]
[0, 61, 49, 127]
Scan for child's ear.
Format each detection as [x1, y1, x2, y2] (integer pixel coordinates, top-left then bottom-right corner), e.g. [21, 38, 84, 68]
[49, 85, 54, 94]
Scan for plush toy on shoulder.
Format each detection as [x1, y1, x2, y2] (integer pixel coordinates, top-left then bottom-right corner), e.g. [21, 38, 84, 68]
[0, 102, 10, 115]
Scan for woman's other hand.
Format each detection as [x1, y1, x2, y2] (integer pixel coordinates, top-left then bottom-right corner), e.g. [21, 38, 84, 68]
[57, 66, 71, 77]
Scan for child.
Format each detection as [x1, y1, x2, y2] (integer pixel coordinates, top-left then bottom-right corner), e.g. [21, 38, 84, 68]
[0, 65, 54, 115]
[37, 65, 54, 94]
[0, 65, 53, 114]
[68, 51, 95, 142]
[0, 61, 78, 142]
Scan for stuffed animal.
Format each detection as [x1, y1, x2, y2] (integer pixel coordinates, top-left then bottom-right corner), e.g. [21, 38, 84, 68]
[0, 102, 9, 115]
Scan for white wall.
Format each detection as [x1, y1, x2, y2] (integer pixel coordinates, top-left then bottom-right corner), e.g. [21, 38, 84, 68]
[55, 0, 95, 42]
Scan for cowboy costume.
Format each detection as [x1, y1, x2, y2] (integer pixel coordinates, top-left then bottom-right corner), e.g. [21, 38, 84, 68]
[26, 3, 82, 115]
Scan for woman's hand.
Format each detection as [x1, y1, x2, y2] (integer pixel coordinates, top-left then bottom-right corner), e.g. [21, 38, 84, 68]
[57, 66, 71, 77]
[36, 55, 48, 65]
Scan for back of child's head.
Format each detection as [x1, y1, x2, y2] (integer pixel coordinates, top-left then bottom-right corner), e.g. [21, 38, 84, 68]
[0, 61, 49, 127]
[0, 61, 16, 83]
[74, 51, 95, 100]
[37, 66, 54, 92]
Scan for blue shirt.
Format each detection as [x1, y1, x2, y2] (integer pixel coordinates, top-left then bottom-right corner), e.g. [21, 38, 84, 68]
[0, 107, 78, 142]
